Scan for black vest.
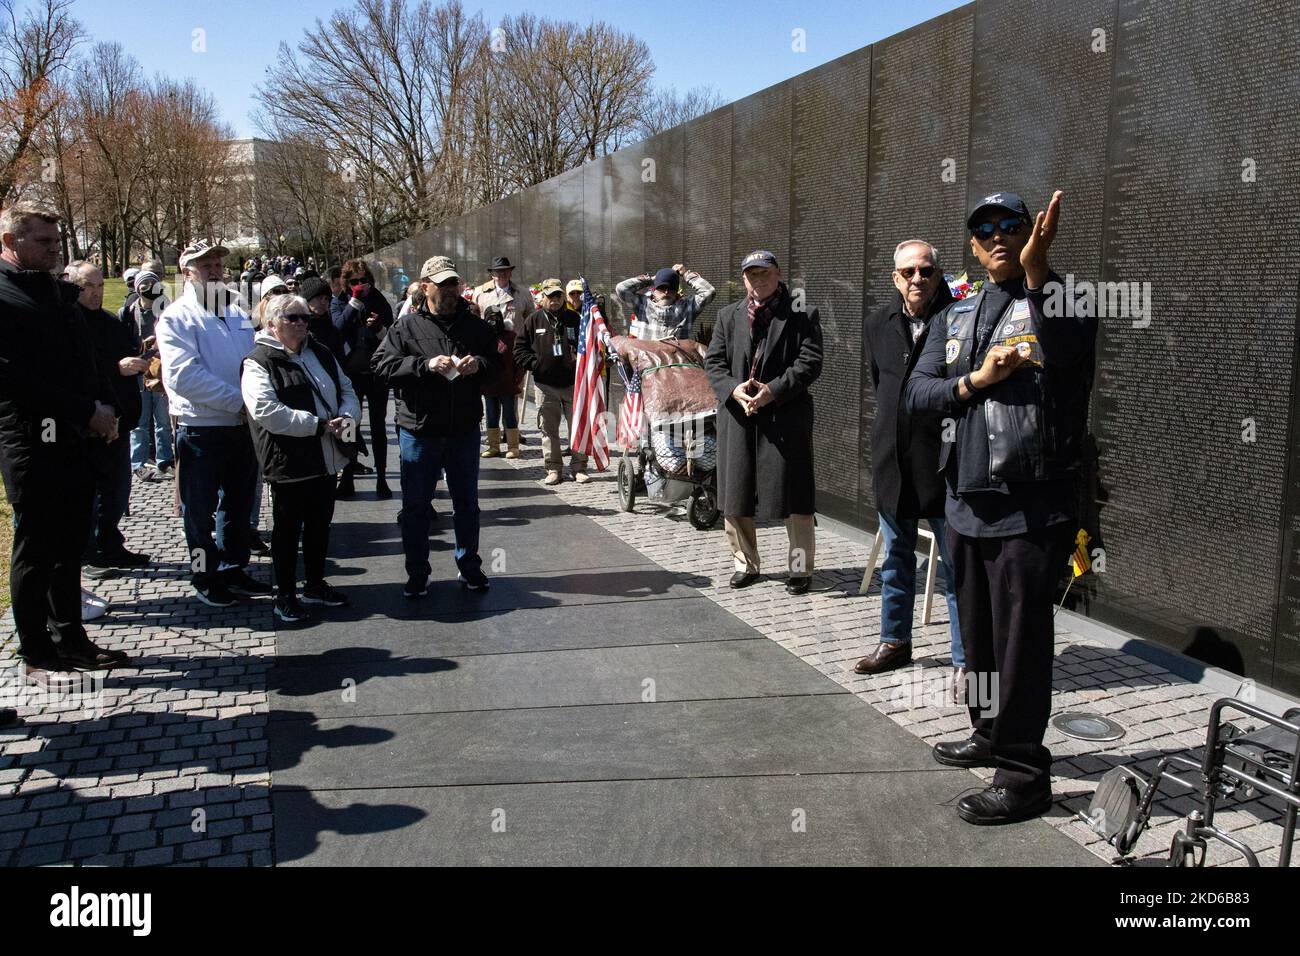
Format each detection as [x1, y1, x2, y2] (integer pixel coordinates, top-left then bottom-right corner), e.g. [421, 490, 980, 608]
[242, 339, 343, 482]
[940, 289, 1088, 484]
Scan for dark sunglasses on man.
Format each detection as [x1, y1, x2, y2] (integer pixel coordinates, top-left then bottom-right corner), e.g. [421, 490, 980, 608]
[897, 265, 936, 280]
[970, 216, 1027, 240]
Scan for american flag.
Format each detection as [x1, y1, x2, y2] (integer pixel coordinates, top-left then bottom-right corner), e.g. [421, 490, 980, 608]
[572, 278, 610, 470]
[616, 366, 643, 451]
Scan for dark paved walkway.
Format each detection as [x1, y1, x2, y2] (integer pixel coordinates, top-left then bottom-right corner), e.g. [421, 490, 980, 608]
[269, 459, 1099, 866]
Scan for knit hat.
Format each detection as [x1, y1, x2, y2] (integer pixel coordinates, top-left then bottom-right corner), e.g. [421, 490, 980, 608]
[298, 276, 330, 303]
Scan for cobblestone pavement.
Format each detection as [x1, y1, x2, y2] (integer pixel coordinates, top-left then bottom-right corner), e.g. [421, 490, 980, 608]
[504, 425, 1298, 868]
[0, 471, 274, 867]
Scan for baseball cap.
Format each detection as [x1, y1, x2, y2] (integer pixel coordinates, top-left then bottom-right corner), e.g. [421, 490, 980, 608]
[540, 278, 563, 295]
[420, 255, 460, 283]
[740, 250, 778, 272]
[966, 191, 1031, 229]
[565, 279, 584, 294]
[260, 274, 289, 297]
[178, 238, 229, 269]
[652, 267, 678, 290]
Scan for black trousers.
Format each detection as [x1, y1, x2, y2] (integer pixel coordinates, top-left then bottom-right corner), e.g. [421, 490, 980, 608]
[10, 476, 95, 659]
[270, 475, 337, 597]
[948, 521, 1075, 792]
[347, 374, 391, 479]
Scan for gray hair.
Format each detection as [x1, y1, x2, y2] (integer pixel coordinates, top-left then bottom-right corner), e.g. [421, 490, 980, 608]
[64, 259, 100, 284]
[262, 293, 309, 326]
[0, 202, 60, 242]
[893, 239, 940, 271]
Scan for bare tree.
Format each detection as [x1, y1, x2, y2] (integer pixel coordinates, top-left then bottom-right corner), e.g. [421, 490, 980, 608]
[0, 0, 83, 200]
[257, 0, 488, 247]
[636, 85, 725, 139]
[560, 21, 653, 161]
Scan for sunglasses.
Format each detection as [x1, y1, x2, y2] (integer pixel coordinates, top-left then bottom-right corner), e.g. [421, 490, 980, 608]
[280, 314, 308, 324]
[897, 265, 936, 280]
[971, 217, 1027, 240]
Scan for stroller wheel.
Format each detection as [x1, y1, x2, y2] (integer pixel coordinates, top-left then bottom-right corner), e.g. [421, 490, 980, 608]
[617, 454, 636, 513]
[688, 489, 720, 530]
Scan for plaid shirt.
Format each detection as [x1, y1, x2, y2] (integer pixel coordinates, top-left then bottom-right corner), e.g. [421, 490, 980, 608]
[615, 271, 715, 340]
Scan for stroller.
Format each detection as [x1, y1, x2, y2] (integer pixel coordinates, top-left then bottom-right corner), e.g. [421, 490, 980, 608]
[609, 336, 720, 531]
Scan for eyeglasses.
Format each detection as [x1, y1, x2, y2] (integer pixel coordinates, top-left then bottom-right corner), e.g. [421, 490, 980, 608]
[971, 217, 1026, 240]
[897, 265, 936, 280]
[280, 314, 308, 324]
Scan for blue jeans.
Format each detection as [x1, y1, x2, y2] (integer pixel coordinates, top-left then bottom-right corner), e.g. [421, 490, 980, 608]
[131, 386, 173, 467]
[484, 396, 518, 429]
[176, 425, 258, 585]
[398, 428, 481, 579]
[878, 511, 964, 668]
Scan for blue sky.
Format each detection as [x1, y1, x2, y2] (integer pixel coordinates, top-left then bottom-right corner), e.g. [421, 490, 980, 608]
[69, 0, 965, 136]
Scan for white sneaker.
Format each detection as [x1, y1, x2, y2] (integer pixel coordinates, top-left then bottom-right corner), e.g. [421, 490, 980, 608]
[81, 595, 109, 622]
[81, 588, 110, 610]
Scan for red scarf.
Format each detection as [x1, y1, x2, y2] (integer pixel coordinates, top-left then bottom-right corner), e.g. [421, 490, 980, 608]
[746, 284, 782, 380]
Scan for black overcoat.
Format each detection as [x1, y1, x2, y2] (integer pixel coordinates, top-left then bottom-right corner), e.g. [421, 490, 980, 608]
[705, 285, 823, 519]
[865, 284, 954, 518]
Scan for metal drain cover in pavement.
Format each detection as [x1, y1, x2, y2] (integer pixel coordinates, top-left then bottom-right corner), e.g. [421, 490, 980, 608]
[1052, 712, 1126, 741]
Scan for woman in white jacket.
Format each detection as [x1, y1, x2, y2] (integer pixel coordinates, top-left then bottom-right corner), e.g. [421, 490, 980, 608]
[241, 294, 360, 622]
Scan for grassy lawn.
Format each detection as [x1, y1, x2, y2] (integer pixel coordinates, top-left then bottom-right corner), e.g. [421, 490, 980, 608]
[103, 276, 129, 315]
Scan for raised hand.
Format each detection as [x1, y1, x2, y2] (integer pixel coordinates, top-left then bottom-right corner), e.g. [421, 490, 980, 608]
[1021, 189, 1063, 289]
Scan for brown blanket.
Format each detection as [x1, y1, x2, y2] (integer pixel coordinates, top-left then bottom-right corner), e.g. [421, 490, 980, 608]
[610, 336, 717, 424]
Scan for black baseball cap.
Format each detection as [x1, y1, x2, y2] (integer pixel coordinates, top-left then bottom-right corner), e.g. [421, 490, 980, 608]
[966, 191, 1031, 229]
[740, 250, 779, 272]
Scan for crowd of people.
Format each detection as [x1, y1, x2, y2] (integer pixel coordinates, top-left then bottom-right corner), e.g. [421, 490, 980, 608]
[0, 188, 1098, 828]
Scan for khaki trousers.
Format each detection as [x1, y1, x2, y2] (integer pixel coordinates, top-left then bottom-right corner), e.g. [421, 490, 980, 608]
[535, 382, 587, 473]
[724, 514, 815, 574]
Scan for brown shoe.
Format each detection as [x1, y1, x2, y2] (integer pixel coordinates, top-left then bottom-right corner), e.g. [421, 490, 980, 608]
[853, 641, 912, 675]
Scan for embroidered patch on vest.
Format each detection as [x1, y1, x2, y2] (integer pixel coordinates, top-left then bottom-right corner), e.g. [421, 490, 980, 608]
[945, 339, 961, 364]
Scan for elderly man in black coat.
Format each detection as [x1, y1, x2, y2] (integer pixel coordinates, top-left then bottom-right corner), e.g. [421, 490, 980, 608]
[705, 250, 823, 595]
[855, 240, 965, 693]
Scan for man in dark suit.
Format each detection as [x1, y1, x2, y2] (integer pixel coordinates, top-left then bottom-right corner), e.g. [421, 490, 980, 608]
[855, 240, 965, 698]
[704, 250, 823, 595]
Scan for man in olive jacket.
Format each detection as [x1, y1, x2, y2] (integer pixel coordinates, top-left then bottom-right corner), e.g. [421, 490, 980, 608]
[371, 255, 497, 598]
[704, 250, 823, 595]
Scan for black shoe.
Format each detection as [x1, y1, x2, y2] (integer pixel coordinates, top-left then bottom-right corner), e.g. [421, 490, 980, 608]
[353, 462, 375, 475]
[403, 576, 428, 599]
[932, 737, 997, 768]
[103, 548, 151, 569]
[301, 582, 349, 607]
[458, 567, 489, 592]
[82, 561, 121, 581]
[224, 568, 272, 596]
[729, 571, 760, 589]
[0, 707, 18, 728]
[376, 478, 392, 500]
[785, 576, 811, 595]
[336, 477, 356, 499]
[956, 786, 1053, 826]
[55, 638, 131, 671]
[195, 579, 237, 607]
[273, 597, 311, 623]
[247, 532, 271, 557]
[155, 461, 174, 476]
